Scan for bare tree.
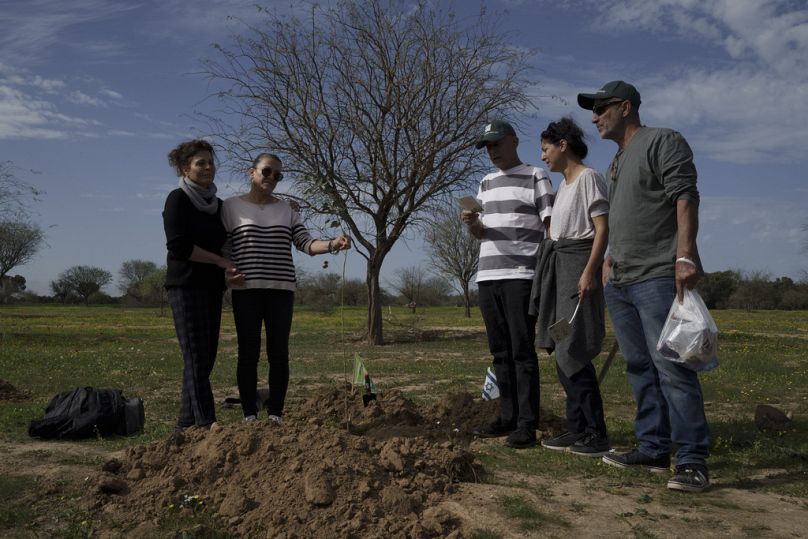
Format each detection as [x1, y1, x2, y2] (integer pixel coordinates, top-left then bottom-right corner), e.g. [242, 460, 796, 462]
[0, 161, 41, 220]
[51, 266, 112, 306]
[0, 221, 45, 280]
[424, 205, 479, 317]
[391, 266, 424, 312]
[119, 259, 158, 298]
[205, 0, 532, 343]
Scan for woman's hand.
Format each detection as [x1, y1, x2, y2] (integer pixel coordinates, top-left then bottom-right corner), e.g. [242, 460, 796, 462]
[578, 269, 597, 300]
[225, 265, 245, 286]
[331, 234, 351, 251]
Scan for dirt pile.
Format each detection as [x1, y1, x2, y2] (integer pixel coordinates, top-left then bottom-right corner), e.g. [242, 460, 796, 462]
[92, 384, 564, 538]
[0, 378, 29, 401]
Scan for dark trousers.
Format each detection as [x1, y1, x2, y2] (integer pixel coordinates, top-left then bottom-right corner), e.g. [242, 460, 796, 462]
[168, 287, 222, 429]
[556, 362, 608, 436]
[232, 288, 294, 417]
[478, 279, 540, 430]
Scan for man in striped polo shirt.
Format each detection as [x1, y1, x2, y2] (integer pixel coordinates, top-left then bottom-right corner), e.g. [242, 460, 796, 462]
[462, 120, 554, 448]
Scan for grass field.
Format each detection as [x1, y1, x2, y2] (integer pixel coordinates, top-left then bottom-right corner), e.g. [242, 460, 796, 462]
[1, 304, 807, 536]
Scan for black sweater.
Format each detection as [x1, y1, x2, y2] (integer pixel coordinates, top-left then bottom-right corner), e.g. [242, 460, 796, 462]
[162, 188, 227, 290]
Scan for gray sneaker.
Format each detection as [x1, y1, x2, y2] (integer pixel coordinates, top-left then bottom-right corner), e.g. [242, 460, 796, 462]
[602, 448, 670, 474]
[541, 431, 584, 451]
[568, 432, 610, 457]
[668, 464, 710, 492]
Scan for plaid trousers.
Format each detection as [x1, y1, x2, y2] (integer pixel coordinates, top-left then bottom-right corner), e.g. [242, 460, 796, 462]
[168, 287, 223, 428]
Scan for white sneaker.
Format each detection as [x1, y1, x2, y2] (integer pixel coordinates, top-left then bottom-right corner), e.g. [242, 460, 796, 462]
[268, 414, 283, 426]
[244, 415, 257, 422]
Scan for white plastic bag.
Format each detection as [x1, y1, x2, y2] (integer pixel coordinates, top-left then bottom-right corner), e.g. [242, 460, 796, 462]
[656, 289, 718, 371]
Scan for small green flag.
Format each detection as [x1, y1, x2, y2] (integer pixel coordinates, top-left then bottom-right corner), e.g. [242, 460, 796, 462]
[352, 353, 377, 393]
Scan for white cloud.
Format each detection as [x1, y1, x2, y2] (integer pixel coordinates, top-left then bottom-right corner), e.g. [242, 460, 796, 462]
[0, 85, 99, 139]
[67, 90, 107, 107]
[545, 0, 808, 164]
[31, 76, 65, 92]
[640, 67, 808, 163]
[99, 88, 123, 100]
[589, 0, 808, 76]
[0, 0, 136, 65]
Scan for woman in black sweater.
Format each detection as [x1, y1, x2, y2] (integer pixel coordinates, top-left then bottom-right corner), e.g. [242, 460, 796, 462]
[163, 139, 239, 431]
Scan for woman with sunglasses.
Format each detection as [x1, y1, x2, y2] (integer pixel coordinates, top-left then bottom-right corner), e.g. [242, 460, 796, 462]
[221, 153, 350, 424]
[531, 117, 610, 457]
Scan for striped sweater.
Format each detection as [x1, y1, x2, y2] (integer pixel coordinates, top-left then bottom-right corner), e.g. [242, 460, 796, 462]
[221, 196, 315, 291]
[475, 163, 554, 282]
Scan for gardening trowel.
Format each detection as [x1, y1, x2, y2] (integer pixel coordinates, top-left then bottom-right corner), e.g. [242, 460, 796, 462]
[548, 293, 582, 342]
[362, 372, 377, 407]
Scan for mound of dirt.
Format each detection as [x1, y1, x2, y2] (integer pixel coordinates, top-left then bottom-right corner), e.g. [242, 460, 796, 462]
[0, 378, 30, 401]
[91, 384, 564, 537]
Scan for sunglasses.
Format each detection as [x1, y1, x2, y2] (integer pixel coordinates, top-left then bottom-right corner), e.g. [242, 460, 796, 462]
[260, 166, 283, 181]
[592, 100, 624, 116]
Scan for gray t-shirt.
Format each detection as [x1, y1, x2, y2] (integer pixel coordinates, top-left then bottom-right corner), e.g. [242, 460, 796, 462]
[549, 167, 608, 240]
[608, 127, 700, 286]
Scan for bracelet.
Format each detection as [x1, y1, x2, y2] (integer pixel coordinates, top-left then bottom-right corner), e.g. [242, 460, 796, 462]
[676, 257, 696, 267]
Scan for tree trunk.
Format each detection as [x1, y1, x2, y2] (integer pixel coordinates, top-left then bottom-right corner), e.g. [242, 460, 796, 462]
[462, 281, 472, 318]
[366, 259, 384, 345]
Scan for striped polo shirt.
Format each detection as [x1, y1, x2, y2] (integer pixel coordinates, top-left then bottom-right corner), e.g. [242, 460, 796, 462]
[221, 196, 315, 291]
[475, 163, 553, 282]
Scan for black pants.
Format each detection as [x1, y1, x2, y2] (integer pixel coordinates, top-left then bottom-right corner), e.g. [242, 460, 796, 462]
[556, 361, 608, 436]
[478, 279, 540, 430]
[168, 287, 222, 429]
[232, 288, 294, 417]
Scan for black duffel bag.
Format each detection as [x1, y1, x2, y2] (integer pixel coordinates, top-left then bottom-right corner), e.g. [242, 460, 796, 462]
[28, 387, 144, 439]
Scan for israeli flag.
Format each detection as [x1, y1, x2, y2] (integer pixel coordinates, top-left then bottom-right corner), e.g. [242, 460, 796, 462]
[481, 367, 499, 400]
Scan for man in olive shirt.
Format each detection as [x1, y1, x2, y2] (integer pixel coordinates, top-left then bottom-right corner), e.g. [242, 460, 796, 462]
[578, 81, 710, 492]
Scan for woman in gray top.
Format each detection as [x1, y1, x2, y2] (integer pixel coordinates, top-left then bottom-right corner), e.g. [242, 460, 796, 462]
[532, 118, 610, 456]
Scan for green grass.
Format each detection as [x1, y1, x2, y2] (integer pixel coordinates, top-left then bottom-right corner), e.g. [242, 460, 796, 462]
[0, 474, 36, 529]
[2, 304, 808, 532]
[499, 494, 569, 529]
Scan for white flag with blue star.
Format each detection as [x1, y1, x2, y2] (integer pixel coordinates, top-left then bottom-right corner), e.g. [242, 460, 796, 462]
[481, 367, 499, 400]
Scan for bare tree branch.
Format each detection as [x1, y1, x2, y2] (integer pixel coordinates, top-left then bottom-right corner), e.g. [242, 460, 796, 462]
[203, 0, 533, 343]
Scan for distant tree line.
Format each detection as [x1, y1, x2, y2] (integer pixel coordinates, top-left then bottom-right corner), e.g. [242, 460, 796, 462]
[697, 270, 808, 310]
[4, 262, 807, 312]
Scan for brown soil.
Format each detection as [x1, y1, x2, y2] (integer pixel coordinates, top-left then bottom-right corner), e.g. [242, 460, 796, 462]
[5, 385, 807, 538]
[81, 385, 561, 538]
[0, 378, 30, 401]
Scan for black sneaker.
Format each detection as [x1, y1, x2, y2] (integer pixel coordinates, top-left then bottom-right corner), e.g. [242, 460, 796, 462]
[568, 432, 610, 457]
[541, 431, 584, 451]
[602, 448, 670, 474]
[505, 427, 537, 449]
[472, 417, 516, 438]
[668, 464, 710, 492]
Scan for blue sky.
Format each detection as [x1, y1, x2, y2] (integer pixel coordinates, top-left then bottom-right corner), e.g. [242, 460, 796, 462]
[2, 0, 807, 295]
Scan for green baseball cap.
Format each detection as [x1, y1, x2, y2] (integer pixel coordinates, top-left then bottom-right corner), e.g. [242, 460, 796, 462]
[475, 120, 516, 149]
[577, 80, 641, 110]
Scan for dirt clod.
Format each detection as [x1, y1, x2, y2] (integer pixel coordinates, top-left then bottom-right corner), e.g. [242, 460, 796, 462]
[0, 378, 30, 401]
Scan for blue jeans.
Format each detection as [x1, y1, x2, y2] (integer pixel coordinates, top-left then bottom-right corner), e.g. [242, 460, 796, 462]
[604, 277, 709, 466]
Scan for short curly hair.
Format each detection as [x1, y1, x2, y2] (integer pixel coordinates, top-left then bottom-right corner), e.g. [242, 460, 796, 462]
[540, 117, 588, 160]
[167, 139, 215, 177]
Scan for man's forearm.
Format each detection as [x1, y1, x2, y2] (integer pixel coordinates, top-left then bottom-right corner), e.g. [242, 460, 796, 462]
[676, 199, 698, 258]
